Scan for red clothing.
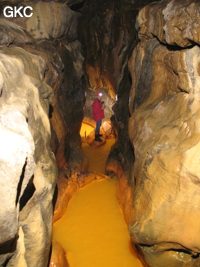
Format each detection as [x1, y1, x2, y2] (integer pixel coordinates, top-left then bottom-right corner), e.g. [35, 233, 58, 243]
[91, 98, 105, 122]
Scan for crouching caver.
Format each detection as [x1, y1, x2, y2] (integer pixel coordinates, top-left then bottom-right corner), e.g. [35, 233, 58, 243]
[91, 92, 105, 142]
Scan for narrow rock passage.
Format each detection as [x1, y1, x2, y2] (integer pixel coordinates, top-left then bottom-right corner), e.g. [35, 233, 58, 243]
[53, 125, 143, 267]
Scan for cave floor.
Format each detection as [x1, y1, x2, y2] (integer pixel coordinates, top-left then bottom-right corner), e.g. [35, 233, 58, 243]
[53, 138, 143, 267]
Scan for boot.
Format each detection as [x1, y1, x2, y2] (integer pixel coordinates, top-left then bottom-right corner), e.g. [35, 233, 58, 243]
[95, 132, 102, 142]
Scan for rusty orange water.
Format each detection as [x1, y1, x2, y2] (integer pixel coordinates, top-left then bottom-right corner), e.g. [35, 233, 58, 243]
[80, 122, 115, 173]
[53, 123, 143, 266]
[82, 139, 115, 173]
[80, 123, 94, 138]
[53, 179, 143, 267]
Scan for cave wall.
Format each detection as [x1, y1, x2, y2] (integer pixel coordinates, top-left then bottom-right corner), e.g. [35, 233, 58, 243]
[79, 0, 138, 175]
[0, 42, 57, 267]
[128, 0, 200, 266]
[0, 1, 85, 266]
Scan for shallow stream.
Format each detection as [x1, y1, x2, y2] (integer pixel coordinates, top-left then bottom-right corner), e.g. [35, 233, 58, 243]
[53, 123, 143, 267]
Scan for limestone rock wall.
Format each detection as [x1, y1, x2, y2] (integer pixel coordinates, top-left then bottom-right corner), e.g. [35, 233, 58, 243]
[128, 0, 200, 266]
[0, 1, 79, 45]
[52, 38, 85, 175]
[0, 1, 85, 266]
[0, 46, 57, 267]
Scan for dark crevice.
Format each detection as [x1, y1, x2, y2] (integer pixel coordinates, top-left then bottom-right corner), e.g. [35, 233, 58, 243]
[49, 104, 54, 119]
[70, 0, 85, 11]
[3, 257, 12, 267]
[139, 243, 199, 259]
[128, 72, 132, 84]
[167, 248, 193, 255]
[15, 160, 27, 206]
[192, 253, 200, 259]
[0, 234, 18, 255]
[19, 176, 35, 211]
[178, 87, 189, 94]
[52, 184, 58, 211]
[47, 244, 53, 267]
[151, 33, 196, 51]
[166, 43, 195, 51]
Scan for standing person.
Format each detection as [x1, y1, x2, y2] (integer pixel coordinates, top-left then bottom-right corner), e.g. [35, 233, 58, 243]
[91, 92, 105, 142]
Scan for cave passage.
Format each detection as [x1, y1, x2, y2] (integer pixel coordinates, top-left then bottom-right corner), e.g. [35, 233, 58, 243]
[52, 125, 143, 266]
[2, 0, 200, 266]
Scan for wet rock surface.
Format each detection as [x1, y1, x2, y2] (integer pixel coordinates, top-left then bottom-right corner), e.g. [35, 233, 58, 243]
[50, 241, 69, 267]
[128, 0, 200, 266]
[0, 46, 57, 267]
[0, 1, 85, 266]
[137, 0, 200, 47]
